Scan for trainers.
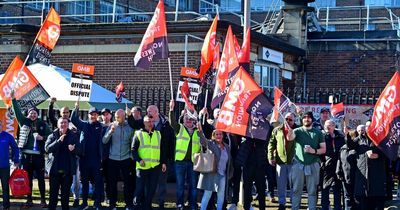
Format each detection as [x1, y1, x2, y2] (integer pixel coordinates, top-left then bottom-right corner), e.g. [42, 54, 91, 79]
[228, 204, 237, 210]
[177, 204, 184, 210]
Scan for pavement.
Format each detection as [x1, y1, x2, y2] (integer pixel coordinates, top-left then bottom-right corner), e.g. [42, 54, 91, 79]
[2, 181, 400, 209]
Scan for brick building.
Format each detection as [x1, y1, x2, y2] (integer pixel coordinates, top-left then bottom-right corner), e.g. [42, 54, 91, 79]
[1, 0, 400, 107]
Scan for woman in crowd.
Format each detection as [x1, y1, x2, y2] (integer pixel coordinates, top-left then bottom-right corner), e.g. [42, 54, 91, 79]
[197, 125, 233, 210]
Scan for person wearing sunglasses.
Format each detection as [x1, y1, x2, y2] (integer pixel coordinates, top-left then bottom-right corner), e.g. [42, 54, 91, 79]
[268, 112, 298, 210]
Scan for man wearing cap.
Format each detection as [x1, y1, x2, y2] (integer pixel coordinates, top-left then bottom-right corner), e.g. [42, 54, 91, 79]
[102, 109, 135, 210]
[71, 103, 104, 210]
[268, 112, 298, 210]
[169, 100, 201, 210]
[287, 111, 326, 210]
[101, 108, 112, 127]
[313, 108, 330, 131]
[11, 92, 51, 208]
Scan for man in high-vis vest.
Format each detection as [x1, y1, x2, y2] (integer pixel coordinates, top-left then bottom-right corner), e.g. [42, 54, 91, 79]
[169, 100, 201, 210]
[131, 115, 167, 210]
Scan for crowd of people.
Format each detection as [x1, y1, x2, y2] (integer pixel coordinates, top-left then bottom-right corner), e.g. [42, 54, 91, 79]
[0, 94, 399, 210]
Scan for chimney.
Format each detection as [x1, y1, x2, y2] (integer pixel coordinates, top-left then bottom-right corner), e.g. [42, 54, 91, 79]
[282, 0, 315, 49]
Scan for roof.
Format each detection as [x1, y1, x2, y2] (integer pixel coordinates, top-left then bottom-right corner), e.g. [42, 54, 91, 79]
[0, 20, 305, 56]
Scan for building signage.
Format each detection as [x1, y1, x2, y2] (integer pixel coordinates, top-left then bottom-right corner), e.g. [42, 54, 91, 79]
[259, 47, 283, 64]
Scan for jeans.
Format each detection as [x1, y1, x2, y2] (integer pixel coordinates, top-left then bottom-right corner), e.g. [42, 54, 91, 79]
[175, 160, 198, 209]
[276, 163, 292, 205]
[80, 162, 103, 206]
[108, 159, 135, 207]
[0, 168, 10, 209]
[22, 153, 46, 201]
[133, 166, 161, 210]
[342, 182, 354, 210]
[290, 161, 320, 210]
[48, 172, 72, 210]
[321, 183, 342, 210]
[200, 174, 226, 210]
[71, 158, 80, 200]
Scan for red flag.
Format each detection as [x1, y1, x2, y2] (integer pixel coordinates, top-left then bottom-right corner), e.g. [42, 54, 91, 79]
[211, 26, 240, 109]
[180, 80, 195, 111]
[215, 67, 273, 140]
[367, 71, 400, 160]
[331, 102, 345, 119]
[36, 8, 60, 50]
[199, 16, 218, 78]
[271, 87, 291, 122]
[233, 35, 241, 57]
[238, 28, 250, 71]
[212, 42, 220, 70]
[0, 56, 50, 109]
[134, 0, 169, 70]
[115, 81, 126, 103]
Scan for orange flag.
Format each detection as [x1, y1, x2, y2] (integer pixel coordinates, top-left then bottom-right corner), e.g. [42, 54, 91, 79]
[199, 15, 218, 78]
[238, 28, 250, 71]
[211, 26, 239, 109]
[36, 8, 61, 50]
[0, 56, 50, 109]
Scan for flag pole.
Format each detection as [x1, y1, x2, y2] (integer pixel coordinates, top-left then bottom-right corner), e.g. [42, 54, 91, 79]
[202, 88, 209, 125]
[168, 58, 174, 100]
[11, 8, 53, 92]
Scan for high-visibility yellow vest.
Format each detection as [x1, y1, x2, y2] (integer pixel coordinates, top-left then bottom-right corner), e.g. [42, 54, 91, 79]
[136, 130, 161, 170]
[175, 124, 200, 162]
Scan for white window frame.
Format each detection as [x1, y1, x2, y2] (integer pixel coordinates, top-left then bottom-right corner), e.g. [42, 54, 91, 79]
[254, 63, 280, 92]
[99, 0, 125, 23]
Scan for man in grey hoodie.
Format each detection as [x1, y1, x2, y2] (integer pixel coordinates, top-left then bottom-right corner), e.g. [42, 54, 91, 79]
[102, 109, 135, 210]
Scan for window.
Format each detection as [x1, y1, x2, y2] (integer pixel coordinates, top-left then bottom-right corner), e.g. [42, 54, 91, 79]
[26, 1, 59, 11]
[254, 64, 280, 92]
[365, 0, 400, 6]
[314, 0, 336, 7]
[128, 8, 150, 22]
[219, 0, 241, 12]
[165, 0, 193, 10]
[100, 0, 125, 23]
[66, 1, 94, 22]
[251, 0, 282, 11]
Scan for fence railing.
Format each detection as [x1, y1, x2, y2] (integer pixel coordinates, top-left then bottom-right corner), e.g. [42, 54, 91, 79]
[105, 86, 381, 116]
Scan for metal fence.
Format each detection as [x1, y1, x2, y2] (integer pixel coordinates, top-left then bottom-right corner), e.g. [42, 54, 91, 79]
[111, 86, 381, 115]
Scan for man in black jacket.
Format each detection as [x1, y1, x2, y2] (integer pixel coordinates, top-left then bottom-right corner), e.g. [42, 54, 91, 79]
[45, 118, 80, 210]
[71, 103, 104, 210]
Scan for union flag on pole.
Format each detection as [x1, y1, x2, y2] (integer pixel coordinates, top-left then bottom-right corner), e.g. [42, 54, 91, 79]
[331, 102, 345, 119]
[271, 87, 291, 122]
[115, 81, 126, 103]
[134, 0, 169, 70]
[211, 26, 239, 109]
[28, 8, 61, 66]
[215, 67, 273, 140]
[36, 8, 61, 50]
[0, 56, 50, 110]
[199, 16, 218, 78]
[238, 28, 250, 71]
[367, 71, 400, 160]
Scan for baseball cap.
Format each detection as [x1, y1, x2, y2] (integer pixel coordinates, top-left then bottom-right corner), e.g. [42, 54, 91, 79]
[101, 108, 111, 115]
[320, 107, 330, 113]
[88, 107, 99, 114]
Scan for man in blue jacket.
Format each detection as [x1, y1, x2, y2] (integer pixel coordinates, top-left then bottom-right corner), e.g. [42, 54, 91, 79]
[0, 119, 19, 210]
[71, 103, 104, 210]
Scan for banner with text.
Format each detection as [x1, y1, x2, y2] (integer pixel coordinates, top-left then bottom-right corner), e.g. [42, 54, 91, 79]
[69, 63, 95, 101]
[275, 103, 374, 129]
[0, 108, 18, 138]
[0, 56, 50, 110]
[176, 67, 201, 105]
